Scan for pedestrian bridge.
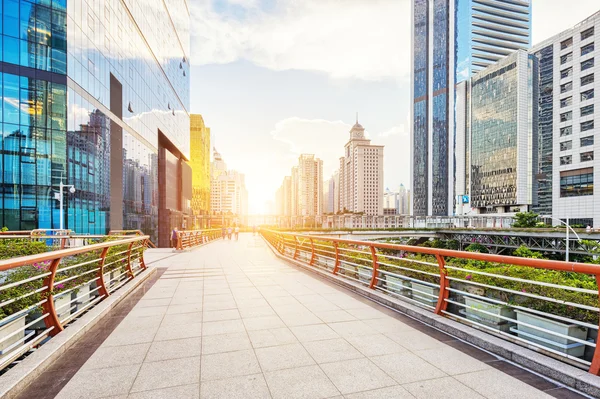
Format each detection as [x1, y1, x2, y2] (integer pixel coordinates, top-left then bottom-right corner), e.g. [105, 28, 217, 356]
[2, 233, 588, 398]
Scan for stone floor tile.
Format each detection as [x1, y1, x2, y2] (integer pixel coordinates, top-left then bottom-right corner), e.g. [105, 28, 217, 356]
[371, 352, 447, 385]
[154, 321, 203, 341]
[201, 349, 261, 381]
[454, 369, 555, 399]
[200, 374, 271, 399]
[202, 332, 252, 354]
[131, 357, 200, 392]
[127, 384, 200, 399]
[203, 300, 238, 311]
[414, 346, 492, 376]
[203, 309, 241, 322]
[135, 298, 172, 308]
[345, 334, 407, 357]
[264, 365, 340, 399]
[202, 319, 246, 336]
[128, 306, 168, 318]
[247, 327, 299, 348]
[102, 327, 159, 348]
[367, 318, 417, 334]
[303, 338, 364, 364]
[255, 343, 315, 371]
[56, 364, 141, 399]
[278, 312, 324, 327]
[328, 320, 379, 338]
[313, 309, 357, 323]
[161, 311, 202, 326]
[146, 337, 202, 362]
[319, 358, 396, 395]
[384, 331, 447, 351]
[81, 343, 150, 370]
[290, 324, 340, 342]
[345, 307, 388, 320]
[403, 376, 484, 399]
[243, 315, 286, 331]
[344, 385, 414, 399]
[166, 302, 204, 315]
[238, 306, 277, 318]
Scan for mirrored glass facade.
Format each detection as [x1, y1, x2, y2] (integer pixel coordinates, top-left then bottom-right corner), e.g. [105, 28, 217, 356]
[190, 114, 211, 228]
[1, 0, 189, 242]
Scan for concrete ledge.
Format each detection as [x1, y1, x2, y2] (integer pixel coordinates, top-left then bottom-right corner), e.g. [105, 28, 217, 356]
[263, 240, 600, 397]
[0, 265, 157, 399]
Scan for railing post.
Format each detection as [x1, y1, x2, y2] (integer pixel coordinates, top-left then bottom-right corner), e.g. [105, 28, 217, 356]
[434, 254, 450, 315]
[589, 275, 600, 375]
[333, 242, 340, 275]
[140, 240, 148, 270]
[97, 246, 111, 298]
[309, 238, 315, 265]
[126, 242, 135, 279]
[293, 236, 299, 259]
[41, 257, 64, 336]
[368, 245, 379, 289]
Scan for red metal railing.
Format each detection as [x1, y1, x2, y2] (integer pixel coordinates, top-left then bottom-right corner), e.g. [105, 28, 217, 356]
[261, 229, 600, 375]
[176, 229, 222, 250]
[0, 235, 150, 371]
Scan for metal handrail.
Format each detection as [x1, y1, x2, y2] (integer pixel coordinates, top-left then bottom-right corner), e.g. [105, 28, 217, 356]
[175, 229, 222, 250]
[0, 235, 150, 372]
[260, 229, 600, 375]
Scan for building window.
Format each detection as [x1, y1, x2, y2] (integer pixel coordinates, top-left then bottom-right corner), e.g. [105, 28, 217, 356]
[560, 141, 573, 151]
[581, 74, 594, 86]
[581, 151, 594, 162]
[581, 104, 594, 117]
[560, 96, 572, 107]
[561, 52, 573, 64]
[582, 58, 595, 71]
[561, 67, 573, 79]
[560, 111, 572, 122]
[560, 168, 593, 197]
[581, 136, 594, 147]
[582, 27, 595, 41]
[560, 155, 572, 165]
[561, 82, 573, 93]
[561, 37, 573, 50]
[581, 89, 595, 101]
[582, 43, 595, 56]
[581, 120, 595, 131]
[560, 126, 573, 136]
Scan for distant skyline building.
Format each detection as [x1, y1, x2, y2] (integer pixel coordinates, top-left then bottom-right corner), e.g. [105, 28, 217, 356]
[411, 0, 532, 216]
[383, 185, 412, 215]
[210, 149, 248, 217]
[297, 154, 323, 216]
[190, 115, 211, 228]
[0, 0, 191, 246]
[339, 119, 384, 215]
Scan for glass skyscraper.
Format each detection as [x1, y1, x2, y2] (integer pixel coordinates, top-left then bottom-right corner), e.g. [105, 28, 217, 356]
[1, 0, 190, 245]
[411, 0, 532, 216]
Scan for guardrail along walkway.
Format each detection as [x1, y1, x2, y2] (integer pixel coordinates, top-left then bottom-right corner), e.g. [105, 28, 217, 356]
[27, 234, 581, 398]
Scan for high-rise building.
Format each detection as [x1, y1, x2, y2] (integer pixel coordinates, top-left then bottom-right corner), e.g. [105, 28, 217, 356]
[0, 0, 191, 246]
[411, 0, 532, 216]
[383, 185, 412, 215]
[530, 12, 600, 226]
[297, 154, 323, 216]
[190, 115, 211, 228]
[339, 120, 384, 215]
[455, 50, 538, 215]
[210, 149, 248, 217]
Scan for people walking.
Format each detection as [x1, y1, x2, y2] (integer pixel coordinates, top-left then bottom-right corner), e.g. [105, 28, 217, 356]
[234, 226, 240, 240]
[171, 227, 178, 248]
[221, 226, 226, 239]
[227, 226, 233, 240]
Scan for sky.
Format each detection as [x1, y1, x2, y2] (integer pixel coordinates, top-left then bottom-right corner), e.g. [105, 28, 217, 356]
[189, 0, 600, 214]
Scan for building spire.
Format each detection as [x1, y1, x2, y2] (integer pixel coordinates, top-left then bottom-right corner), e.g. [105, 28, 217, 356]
[356, 112, 358, 124]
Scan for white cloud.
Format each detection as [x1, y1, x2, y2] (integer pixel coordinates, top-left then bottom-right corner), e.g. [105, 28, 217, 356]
[190, 0, 410, 81]
[532, 2, 600, 45]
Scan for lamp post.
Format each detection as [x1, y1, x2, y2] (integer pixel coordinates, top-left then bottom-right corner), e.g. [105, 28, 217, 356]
[54, 181, 76, 230]
[540, 215, 580, 262]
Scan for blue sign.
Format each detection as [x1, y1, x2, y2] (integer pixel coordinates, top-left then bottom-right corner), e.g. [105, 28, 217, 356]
[462, 195, 469, 204]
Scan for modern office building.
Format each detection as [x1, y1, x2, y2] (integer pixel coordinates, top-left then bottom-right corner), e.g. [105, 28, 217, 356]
[0, 0, 191, 245]
[411, 0, 532, 216]
[455, 50, 538, 215]
[338, 120, 384, 215]
[297, 154, 323, 217]
[190, 114, 211, 228]
[530, 12, 600, 226]
[210, 149, 248, 217]
[383, 185, 412, 215]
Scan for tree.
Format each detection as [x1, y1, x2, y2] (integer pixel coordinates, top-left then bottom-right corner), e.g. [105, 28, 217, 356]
[512, 212, 540, 228]
[513, 245, 545, 259]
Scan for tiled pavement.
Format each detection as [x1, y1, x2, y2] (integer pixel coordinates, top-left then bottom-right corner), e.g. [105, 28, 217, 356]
[29, 234, 587, 398]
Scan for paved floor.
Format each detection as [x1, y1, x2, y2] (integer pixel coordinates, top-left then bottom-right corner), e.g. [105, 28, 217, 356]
[48, 234, 579, 398]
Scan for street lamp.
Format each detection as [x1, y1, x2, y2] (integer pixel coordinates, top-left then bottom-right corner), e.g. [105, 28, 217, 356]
[54, 181, 76, 230]
[540, 215, 580, 262]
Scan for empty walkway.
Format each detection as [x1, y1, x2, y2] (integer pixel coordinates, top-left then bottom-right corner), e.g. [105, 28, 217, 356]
[23, 234, 583, 398]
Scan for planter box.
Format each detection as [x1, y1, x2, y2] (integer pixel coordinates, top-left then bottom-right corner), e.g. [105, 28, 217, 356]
[464, 296, 515, 333]
[513, 310, 588, 358]
[411, 282, 439, 306]
[74, 282, 93, 312]
[54, 292, 72, 320]
[357, 267, 373, 285]
[0, 315, 26, 360]
[386, 276, 413, 298]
